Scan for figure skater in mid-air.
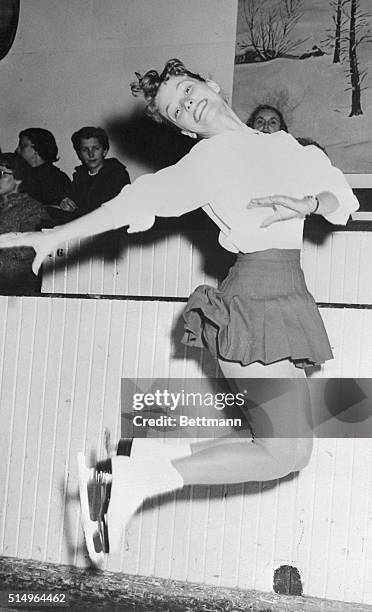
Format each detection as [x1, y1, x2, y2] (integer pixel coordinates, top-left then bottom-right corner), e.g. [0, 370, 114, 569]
[0, 59, 358, 566]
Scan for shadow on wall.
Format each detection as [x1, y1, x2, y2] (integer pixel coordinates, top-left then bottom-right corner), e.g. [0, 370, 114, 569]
[105, 108, 194, 172]
[44, 223, 235, 285]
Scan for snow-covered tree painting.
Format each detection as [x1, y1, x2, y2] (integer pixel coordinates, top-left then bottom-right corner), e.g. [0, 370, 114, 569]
[233, 0, 372, 173]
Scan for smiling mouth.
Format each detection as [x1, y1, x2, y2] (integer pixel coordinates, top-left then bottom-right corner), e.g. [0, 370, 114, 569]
[194, 99, 207, 122]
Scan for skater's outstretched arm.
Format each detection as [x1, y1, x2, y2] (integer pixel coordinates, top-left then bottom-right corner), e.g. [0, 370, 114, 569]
[0, 204, 121, 274]
[0, 134, 220, 275]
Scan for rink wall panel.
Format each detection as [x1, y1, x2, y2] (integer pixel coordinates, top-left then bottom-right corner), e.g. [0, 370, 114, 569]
[0, 295, 372, 604]
[41, 230, 372, 305]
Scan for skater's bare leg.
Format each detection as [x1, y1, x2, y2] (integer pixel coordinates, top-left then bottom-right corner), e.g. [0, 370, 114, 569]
[105, 359, 313, 552]
[109, 359, 312, 484]
[173, 359, 313, 484]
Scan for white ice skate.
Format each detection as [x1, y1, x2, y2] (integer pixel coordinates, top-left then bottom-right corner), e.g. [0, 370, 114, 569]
[77, 451, 111, 568]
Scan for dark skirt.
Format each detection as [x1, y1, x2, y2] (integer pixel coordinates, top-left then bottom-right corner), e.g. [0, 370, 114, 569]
[182, 249, 333, 369]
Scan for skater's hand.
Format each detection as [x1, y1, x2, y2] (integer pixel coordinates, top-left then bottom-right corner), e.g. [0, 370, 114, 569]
[0, 230, 56, 275]
[247, 195, 317, 228]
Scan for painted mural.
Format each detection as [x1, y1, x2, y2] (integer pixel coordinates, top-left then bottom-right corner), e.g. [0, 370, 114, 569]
[233, 0, 372, 175]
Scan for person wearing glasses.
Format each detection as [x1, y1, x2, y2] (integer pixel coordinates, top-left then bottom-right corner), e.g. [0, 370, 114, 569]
[16, 128, 74, 224]
[0, 152, 50, 294]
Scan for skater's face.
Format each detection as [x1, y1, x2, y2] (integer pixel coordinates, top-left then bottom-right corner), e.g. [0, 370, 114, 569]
[77, 137, 107, 174]
[0, 165, 20, 196]
[252, 108, 281, 134]
[155, 75, 226, 138]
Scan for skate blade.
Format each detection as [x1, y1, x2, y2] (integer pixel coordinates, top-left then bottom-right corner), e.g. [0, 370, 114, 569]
[77, 451, 105, 568]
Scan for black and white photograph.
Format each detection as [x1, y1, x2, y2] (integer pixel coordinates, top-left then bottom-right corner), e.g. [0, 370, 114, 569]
[0, 1, 372, 610]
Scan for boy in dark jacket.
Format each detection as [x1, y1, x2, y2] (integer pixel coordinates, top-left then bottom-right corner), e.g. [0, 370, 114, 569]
[70, 126, 130, 216]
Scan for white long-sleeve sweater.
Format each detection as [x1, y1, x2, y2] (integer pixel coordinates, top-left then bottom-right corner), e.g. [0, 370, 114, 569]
[103, 127, 359, 253]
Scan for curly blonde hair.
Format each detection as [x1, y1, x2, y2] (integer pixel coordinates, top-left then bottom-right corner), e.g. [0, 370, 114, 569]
[131, 58, 205, 125]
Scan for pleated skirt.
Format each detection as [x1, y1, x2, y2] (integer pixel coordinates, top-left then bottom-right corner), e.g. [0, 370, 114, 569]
[182, 249, 333, 369]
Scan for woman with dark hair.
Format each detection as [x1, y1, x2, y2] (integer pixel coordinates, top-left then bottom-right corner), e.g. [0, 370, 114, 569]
[16, 128, 73, 222]
[69, 126, 130, 216]
[18, 127, 59, 163]
[247, 106, 327, 153]
[0, 152, 50, 294]
[246, 104, 289, 134]
[0, 59, 358, 565]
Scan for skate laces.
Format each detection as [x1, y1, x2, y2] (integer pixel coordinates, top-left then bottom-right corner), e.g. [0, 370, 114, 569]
[87, 470, 111, 520]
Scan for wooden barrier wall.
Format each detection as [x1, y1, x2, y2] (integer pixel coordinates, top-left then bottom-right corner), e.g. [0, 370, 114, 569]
[0, 295, 371, 605]
[41, 230, 372, 306]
